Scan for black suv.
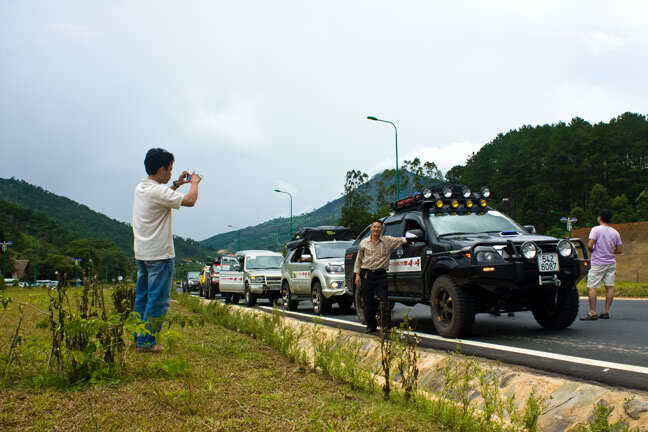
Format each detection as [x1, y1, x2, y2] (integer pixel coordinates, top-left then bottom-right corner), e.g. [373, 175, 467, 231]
[344, 185, 589, 338]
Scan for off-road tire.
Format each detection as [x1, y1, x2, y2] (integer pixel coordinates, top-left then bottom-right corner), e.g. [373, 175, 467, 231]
[312, 280, 331, 315]
[231, 294, 241, 304]
[244, 284, 257, 307]
[429, 275, 475, 338]
[532, 281, 579, 330]
[281, 281, 299, 311]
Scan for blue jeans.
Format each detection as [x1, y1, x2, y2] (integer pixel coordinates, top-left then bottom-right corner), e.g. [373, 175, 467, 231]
[134, 259, 174, 348]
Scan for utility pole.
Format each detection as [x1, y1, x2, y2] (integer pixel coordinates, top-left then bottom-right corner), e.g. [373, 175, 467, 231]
[26, 225, 48, 283]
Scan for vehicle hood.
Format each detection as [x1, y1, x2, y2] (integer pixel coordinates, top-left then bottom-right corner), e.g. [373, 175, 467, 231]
[443, 232, 559, 249]
[247, 269, 282, 277]
[317, 258, 345, 266]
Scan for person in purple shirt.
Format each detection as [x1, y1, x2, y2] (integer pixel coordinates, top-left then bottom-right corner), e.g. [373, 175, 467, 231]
[581, 209, 623, 320]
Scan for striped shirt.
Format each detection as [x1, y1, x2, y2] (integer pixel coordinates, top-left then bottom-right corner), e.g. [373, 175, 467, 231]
[353, 236, 407, 273]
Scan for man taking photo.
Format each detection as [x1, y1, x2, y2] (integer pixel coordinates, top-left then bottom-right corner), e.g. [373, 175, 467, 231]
[132, 148, 202, 351]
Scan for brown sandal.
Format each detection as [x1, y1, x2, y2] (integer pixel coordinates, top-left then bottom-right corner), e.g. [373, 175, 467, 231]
[580, 313, 598, 321]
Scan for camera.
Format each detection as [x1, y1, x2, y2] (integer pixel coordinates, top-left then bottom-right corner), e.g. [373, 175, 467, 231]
[186, 173, 192, 181]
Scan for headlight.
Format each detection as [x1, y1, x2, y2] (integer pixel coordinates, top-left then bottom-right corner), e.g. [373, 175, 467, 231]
[461, 186, 471, 198]
[557, 240, 574, 257]
[520, 241, 537, 259]
[326, 264, 344, 273]
[249, 275, 265, 283]
[474, 247, 503, 264]
[480, 186, 491, 198]
[442, 186, 452, 198]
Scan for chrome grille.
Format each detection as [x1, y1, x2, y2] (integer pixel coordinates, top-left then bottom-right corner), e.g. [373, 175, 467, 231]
[266, 276, 282, 287]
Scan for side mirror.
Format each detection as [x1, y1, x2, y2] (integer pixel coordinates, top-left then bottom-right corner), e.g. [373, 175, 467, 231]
[300, 254, 312, 263]
[233, 264, 241, 271]
[523, 225, 536, 234]
[406, 229, 425, 241]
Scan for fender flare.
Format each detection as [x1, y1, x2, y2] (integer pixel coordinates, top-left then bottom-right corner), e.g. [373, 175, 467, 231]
[424, 257, 458, 298]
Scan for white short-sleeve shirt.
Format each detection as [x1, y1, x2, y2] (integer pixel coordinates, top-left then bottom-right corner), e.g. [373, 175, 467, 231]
[132, 178, 184, 260]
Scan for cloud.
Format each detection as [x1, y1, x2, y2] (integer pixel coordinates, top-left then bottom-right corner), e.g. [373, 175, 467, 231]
[184, 91, 265, 152]
[581, 31, 633, 54]
[369, 142, 482, 177]
[541, 82, 628, 124]
[272, 180, 298, 197]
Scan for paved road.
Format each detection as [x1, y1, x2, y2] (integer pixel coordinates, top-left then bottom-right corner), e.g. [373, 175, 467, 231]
[261, 297, 648, 390]
[194, 292, 648, 390]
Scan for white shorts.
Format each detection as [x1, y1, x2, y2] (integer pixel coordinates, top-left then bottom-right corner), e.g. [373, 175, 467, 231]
[587, 263, 616, 289]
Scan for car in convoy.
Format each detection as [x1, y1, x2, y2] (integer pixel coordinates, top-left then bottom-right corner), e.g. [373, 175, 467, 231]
[204, 258, 221, 299]
[199, 265, 210, 297]
[219, 250, 284, 306]
[186, 271, 201, 291]
[280, 226, 354, 314]
[344, 184, 589, 338]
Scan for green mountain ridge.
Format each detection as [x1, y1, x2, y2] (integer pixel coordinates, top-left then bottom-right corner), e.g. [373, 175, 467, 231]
[0, 178, 206, 261]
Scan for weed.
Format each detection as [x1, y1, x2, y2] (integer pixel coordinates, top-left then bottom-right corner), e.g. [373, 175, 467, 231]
[522, 391, 545, 432]
[0, 293, 11, 309]
[579, 401, 635, 432]
[151, 356, 192, 378]
[394, 316, 420, 402]
[3, 304, 24, 378]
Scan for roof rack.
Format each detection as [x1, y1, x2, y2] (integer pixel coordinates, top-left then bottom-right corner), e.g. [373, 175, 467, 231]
[286, 226, 353, 249]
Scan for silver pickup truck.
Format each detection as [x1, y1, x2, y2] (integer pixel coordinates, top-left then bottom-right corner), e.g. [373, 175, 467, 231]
[219, 250, 284, 306]
[280, 226, 354, 315]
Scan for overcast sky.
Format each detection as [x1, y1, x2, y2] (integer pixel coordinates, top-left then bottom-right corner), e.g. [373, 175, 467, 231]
[2, 1, 647, 241]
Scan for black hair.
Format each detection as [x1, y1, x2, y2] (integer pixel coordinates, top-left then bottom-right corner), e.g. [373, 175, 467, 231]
[144, 148, 174, 175]
[599, 209, 612, 224]
[371, 219, 384, 225]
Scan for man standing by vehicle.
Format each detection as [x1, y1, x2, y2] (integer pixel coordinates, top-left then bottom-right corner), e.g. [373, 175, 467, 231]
[581, 209, 622, 321]
[132, 148, 202, 351]
[353, 220, 408, 333]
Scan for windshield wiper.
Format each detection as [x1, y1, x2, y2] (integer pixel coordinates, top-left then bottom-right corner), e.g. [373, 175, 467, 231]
[438, 232, 474, 238]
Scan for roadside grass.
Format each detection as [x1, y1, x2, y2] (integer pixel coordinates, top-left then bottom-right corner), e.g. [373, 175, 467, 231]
[2, 287, 635, 431]
[0, 287, 443, 431]
[577, 279, 648, 297]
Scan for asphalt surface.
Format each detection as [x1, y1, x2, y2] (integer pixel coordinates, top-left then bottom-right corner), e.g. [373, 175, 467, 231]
[190, 291, 648, 391]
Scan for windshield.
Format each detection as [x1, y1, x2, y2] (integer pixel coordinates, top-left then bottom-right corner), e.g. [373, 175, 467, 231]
[428, 210, 524, 236]
[314, 242, 352, 259]
[246, 255, 284, 269]
[187, 272, 200, 279]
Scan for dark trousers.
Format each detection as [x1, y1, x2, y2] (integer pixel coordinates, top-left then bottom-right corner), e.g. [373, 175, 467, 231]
[361, 269, 390, 330]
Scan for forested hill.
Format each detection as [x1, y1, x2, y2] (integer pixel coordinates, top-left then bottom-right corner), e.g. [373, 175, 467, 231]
[0, 178, 206, 260]
[450, 112, 648, 232]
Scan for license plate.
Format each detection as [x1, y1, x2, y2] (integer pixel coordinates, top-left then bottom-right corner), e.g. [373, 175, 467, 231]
[537, 253, 559, 272]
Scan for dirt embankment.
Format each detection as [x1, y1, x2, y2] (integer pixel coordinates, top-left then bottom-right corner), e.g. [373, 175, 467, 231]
[572, 221, 648, 282]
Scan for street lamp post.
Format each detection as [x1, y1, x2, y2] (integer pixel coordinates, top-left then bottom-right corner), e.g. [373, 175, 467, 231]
[26, 225, 48, 283]
[274, 189, 293, 239]
[1, 241, 14, 278]
[227, 225, 242, 251]
[367, 115, 399, 200]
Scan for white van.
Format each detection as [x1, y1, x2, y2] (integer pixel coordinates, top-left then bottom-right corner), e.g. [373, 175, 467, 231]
[219, 250, 284, 306]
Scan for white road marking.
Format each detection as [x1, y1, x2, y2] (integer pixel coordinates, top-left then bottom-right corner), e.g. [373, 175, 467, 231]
[259, 306, 648, 376]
